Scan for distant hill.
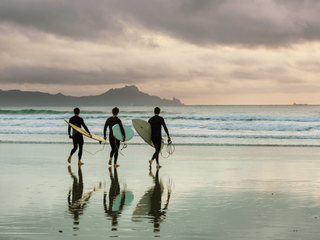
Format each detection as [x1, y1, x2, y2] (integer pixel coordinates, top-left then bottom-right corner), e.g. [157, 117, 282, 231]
[0, 85, 184, 106]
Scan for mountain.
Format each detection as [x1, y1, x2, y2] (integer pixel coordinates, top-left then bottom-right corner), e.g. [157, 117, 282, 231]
[0, 85, 184, 106]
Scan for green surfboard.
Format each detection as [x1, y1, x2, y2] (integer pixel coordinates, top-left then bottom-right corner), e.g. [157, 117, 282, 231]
[112, 124, 134, 141]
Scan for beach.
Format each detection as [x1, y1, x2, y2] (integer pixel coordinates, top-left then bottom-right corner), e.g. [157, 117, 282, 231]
[1, 143, 320, 239]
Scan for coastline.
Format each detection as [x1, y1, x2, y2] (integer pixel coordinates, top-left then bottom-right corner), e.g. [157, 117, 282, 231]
[2, 140, 320, 147]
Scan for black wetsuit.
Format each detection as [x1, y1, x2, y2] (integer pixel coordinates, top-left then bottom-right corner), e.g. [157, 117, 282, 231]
[103, 116, 126, 164]
[68, 115, 90, 160]
[148, 115, 169, 164]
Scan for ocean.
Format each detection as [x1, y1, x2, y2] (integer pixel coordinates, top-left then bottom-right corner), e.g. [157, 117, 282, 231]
[1, 105, 320, 146]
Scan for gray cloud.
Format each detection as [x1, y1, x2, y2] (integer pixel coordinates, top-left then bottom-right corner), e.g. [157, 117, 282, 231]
[295, 60, 320, 73]
[119, 0, 320, 48]
[230, 66, 306, 85]
[0, 0, 126, 43]
[0, 65, 188, 85]
[1, 0, 320, 47]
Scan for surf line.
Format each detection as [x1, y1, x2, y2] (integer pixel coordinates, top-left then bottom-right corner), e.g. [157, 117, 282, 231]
[161, 140, 175, 159]
[115, 140, 127, 156]
[84, 124, 133, 156]
[83, 141, 108, 156]
[83, 139, 127, 156]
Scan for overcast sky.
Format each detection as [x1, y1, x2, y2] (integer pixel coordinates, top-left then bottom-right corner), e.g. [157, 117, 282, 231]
[1, 0, 320, 105]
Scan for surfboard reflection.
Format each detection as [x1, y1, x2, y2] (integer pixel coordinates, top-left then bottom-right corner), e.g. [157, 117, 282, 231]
[103, 167, 133, 232]
[67, 166, 104, 232]
[132, 169, 173, 233]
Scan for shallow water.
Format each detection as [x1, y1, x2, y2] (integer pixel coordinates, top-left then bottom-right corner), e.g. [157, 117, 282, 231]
[1, 144, 320, 239]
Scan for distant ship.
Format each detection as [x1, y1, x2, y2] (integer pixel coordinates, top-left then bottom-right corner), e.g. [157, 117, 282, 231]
[293, 103, 308, 105]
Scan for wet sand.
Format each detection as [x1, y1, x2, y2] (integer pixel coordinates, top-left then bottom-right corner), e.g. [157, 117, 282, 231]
[1, 143, 320, 239]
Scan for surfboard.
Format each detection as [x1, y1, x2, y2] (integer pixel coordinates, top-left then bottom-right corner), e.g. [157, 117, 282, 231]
[132, 180, 164, 220]
[65, 119, 105, 142]
[112, 124, 134, 141]
[132, 187, 153, 220]
[112, 190, 134, 211]
[132, 119, 164, 149]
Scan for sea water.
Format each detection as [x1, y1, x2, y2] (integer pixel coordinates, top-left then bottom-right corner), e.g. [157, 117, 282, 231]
[1, 105, 320, 146]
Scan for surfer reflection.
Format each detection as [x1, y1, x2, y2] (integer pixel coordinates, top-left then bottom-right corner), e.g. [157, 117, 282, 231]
[67, 166, 104, 231]
[103, 167, 128, 231]
[132, 169, 172, 233]
[67, 165, 90, 230]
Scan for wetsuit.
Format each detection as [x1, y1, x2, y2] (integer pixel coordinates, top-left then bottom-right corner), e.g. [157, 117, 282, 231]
[103, 116, 126, 164]
[68, 115, 90, 160]
[148, 115, 169, 164]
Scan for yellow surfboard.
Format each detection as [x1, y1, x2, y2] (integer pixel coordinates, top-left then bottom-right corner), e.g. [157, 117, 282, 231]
[65, 120, 105, 142]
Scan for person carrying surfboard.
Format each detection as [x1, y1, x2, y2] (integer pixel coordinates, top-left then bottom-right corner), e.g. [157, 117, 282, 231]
[103, 107, 126, 168]
[148, 107, 171, 169]
[67, 107, 92, 166]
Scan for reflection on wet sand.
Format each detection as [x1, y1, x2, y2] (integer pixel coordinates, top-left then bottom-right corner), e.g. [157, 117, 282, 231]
[132, 169, 173, 233]
[67, 166, 104, 233]
[104, 167, 133, 232]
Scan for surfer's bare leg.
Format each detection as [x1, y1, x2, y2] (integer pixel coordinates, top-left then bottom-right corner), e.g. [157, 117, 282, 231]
[114, 164, 120, 168]
[78, 160, 84, 166]
[149, 159, 153, 167]
[108, 158, 112, 165]
[68, 155, 72, 163]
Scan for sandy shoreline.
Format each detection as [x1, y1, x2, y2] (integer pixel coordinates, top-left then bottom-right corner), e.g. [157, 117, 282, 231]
[1, 143, 320, 239]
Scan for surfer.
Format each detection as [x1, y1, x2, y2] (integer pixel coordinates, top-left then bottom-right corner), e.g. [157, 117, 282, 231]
[148, 107, 171, 169]
[103, 107, 126, 168]
[68, 107, 92, 165]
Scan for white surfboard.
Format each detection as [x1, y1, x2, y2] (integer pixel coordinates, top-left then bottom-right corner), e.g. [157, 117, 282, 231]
[132, 119, 164, 149]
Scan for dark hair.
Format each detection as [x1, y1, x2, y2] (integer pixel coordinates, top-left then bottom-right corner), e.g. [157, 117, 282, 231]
[74, 107, 80, 115]
[154, 107, 160, 114]
[112, 107, 119, 115]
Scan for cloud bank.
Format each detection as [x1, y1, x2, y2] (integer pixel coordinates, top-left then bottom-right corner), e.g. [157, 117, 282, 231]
[1, 0, 320, 104]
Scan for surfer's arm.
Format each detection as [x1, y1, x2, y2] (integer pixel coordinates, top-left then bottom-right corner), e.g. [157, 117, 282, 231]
[81, 121, 92, 137]
[84, 125, 90, 133]
[103, 121, 108, 140]
[81, 122, 90, 133]
[68, 124, 72, 138]
[162, 118, 170, 138]
[118, 120, 126, 141]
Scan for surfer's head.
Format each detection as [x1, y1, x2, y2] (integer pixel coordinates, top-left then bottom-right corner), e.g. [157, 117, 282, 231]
[74, 107, 80, 115]
[112, 107, 119, 116]
[154, 107, 161, 115]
